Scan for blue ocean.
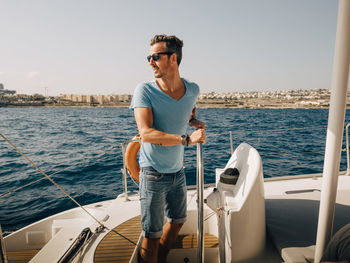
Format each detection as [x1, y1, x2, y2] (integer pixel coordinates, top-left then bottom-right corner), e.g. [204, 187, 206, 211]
[1, 107, 350, 234]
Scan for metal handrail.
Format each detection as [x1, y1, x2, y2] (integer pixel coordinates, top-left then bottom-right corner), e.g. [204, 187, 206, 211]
[229, 123, 350, 176]
[196, 143, 204, 263]
[345, 123, 350, 175]
[120, 138, 141, 201]
[0, 225, 8, 263]
[120, 121, 350, 200]
[229, 131, 234, 155]
[121, 142, 129, 201]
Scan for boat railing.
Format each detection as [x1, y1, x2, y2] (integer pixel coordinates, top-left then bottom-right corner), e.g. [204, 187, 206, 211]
[229, 131, 234, 155]
[120, 122, 350, 199]
[120, 137, 141, 201]
[0, 225, 8, 263]
[345, 123, 350, 175]
[229, 123, 350, 177]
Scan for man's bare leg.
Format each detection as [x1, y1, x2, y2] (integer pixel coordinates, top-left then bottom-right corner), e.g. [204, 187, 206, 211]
[140, 237, 160, 263]
[158, 222, 183, 263]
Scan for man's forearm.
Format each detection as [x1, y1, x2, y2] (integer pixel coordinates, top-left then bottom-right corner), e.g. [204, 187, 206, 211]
[140, 128, 182, 146]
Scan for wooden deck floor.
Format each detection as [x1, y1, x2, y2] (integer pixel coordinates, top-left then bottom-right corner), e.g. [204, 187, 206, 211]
[7, 249, 40, 263]
[94, 215, 218, 262]
[5, 216, 218, 263]
[174, 233, 218, 249]
[94, 215, 141, 263]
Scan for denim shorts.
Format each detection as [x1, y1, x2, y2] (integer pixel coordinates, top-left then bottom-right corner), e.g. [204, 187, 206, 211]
[139, 166, 187, 238]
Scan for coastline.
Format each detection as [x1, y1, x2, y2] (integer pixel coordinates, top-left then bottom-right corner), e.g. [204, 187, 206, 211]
[0, 103, 334, 109]
[2, 88, 344, 109]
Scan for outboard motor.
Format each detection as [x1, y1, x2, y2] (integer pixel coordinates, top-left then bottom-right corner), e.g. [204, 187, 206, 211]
[206, 143, 265, 263]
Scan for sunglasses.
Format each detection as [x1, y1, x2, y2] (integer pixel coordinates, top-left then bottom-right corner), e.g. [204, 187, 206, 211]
[147, 52, 174, 62]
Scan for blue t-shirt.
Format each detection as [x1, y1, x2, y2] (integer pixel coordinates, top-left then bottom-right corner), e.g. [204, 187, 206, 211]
[130, 78, 199, 173]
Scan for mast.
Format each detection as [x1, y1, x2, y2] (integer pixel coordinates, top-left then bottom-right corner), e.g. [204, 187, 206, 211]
[314, 0, 350, 261]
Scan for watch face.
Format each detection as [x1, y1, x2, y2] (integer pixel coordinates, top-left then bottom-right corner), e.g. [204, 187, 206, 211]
[181, 135, 186, 145]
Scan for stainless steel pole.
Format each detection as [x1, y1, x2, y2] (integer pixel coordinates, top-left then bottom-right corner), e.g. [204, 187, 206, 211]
[314, 0, 350, 261]
[229, 131, 234, 155]
[0, 225, 8, 263]
[346, 123, 350, 176]
[196, 143, 204, 263]
[121, 143, 129, 201]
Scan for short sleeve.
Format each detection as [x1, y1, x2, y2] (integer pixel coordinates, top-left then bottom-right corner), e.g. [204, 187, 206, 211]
[129, 83, 152, 110]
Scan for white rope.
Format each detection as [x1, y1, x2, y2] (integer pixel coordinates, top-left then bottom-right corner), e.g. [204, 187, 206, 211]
[0, 145, 119, 199]
[229, 125, 327, 134]
[0, 133, 109, 228]
[0, 133, 141, 248]
[0, 132, 141, 249]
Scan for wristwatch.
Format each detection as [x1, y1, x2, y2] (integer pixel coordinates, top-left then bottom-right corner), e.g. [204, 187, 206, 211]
[181, 135, 190, 146]
[181, 135, 187, 146]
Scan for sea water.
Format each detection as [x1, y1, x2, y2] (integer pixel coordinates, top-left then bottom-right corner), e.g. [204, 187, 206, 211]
[1, 107, 350, 233]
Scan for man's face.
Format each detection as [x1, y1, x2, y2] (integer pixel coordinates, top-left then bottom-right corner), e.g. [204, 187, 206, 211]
[149, 42, 171, 78]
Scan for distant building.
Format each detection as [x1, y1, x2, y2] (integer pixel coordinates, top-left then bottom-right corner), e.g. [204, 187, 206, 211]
[59, 93, 132, 104]
[0, 83, 16, 95]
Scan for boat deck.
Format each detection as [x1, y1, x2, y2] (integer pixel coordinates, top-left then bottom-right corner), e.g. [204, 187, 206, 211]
[7, 249, 40, 263]
[94, 215, 218, 262]
[5, 199, 218, 263]
[94, 215, 141, 262]
[12, 174, 350, 263]
[264, 175, 350, 262]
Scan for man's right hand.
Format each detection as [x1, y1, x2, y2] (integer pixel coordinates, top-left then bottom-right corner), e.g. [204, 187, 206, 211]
[189, 128, 206, 145]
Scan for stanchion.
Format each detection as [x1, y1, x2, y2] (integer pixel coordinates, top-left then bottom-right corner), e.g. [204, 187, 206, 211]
[196, 143, 204, 263]
[0, 225, 8, 263]
[229, 131, 234, 155]
[121, 143, 129, 201]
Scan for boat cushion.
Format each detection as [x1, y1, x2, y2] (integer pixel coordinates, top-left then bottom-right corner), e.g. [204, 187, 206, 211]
[265, 189, 350, 262]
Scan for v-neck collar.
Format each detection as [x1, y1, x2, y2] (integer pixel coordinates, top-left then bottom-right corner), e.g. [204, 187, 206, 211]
[154, 78, 187, 102]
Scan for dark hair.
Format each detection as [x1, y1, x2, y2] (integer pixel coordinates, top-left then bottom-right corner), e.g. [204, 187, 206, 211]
[150, 35, 183, 65]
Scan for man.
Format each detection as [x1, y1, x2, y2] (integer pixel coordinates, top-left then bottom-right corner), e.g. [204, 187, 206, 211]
[130, 34, 206, 263]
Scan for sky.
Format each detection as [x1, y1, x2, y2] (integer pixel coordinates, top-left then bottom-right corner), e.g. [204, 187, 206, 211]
[0, 0, 339, 96]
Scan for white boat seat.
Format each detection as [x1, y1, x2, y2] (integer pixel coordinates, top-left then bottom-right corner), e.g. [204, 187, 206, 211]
[265, 189, 350, 262]
[29, 226, 89, 263]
